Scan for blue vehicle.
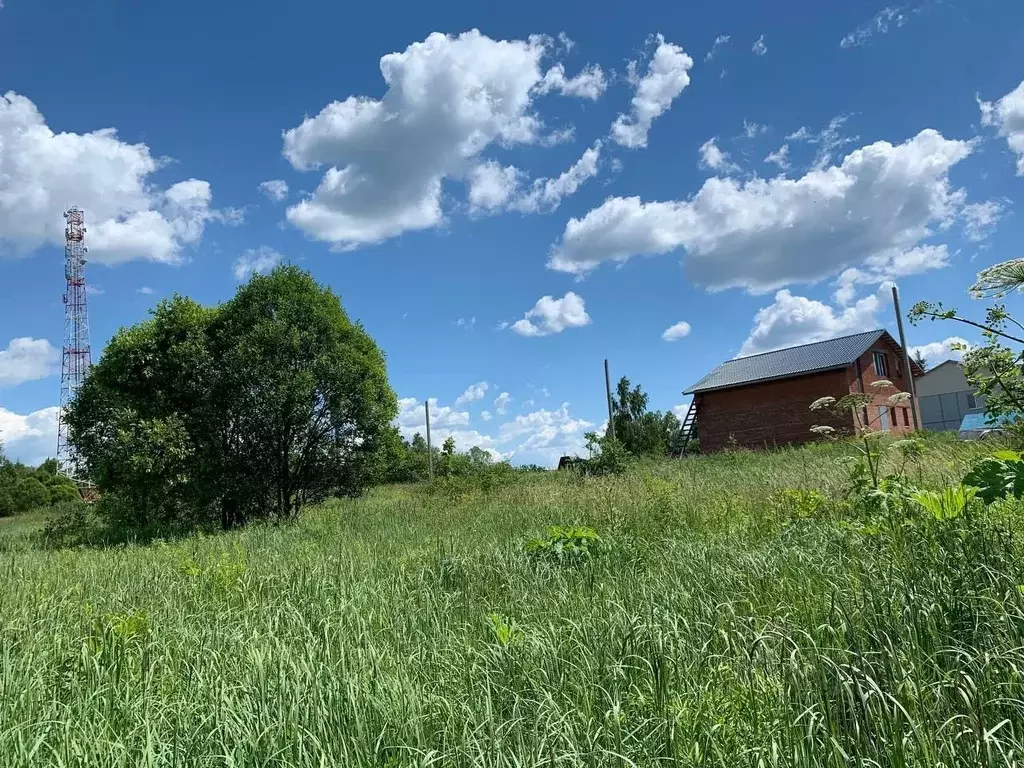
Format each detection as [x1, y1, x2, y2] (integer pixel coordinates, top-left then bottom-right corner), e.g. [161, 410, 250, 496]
[958, 409, 1017, 440]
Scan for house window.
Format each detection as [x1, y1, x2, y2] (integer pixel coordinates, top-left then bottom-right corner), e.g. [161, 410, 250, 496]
[896, 359, 903, 379]
[873, 351, 889, 378]
[967, 392, 978, 409]
[902, 407, 910, 427]
[878, 405, 890, 432]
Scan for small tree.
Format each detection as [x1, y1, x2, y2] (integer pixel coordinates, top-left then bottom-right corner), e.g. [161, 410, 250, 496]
[913, 350, 928, 372]
[67, 265, 397, 533]
[610, 377, 680, 457]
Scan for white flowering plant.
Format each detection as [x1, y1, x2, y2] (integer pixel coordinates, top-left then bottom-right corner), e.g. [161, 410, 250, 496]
[810, 379, 914, 491]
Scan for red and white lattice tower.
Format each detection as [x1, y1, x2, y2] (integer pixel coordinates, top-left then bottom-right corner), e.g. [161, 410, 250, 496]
[56, 207, 93, 482]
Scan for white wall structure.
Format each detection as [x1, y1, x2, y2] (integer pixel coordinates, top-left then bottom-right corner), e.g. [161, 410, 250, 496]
[915, 360, 982, 431]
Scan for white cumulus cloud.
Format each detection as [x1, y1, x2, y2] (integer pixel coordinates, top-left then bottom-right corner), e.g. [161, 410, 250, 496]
[910, 337, 970, 365]
[0, 338, 60, 387]
[980, 80, 1024, 175]
[258, 180, 289, 202]
[549, 129, 975, 293]
[739, 287, 886, 357]
[698, 138, 740, 173]
[0, 406, 59, 465]
[536, 63, 607, 100]
[511, 292, 591, 337]
[610, 35, 693, 149]
[662, 321, 692, 341]
[233, 246, 284, 281]
[282, 30, 594, 249]
[455, 381, 490, 405]
[0, 92, 226, 264]
[764, 144, 790, 170]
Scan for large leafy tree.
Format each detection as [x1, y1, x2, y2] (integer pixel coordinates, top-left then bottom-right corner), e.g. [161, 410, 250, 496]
[610, 377, 680, 457]
[67, 265, 397, 532]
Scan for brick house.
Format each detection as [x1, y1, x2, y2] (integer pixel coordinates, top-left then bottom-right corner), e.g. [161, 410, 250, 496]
[683, 329, 924, 453]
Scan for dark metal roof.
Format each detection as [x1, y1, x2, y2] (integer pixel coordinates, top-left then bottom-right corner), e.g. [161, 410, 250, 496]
[684, 329, 888, 394]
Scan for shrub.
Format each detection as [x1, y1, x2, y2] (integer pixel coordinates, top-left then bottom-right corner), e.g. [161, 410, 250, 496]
[769, 488, 828, 519]
[525, 525, 603, 565]
[962, 450, 1024, 504]
[41, 501, 104, 548]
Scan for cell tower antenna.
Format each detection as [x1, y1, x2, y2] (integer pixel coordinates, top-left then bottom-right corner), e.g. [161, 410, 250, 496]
[56, 207, 93, 487]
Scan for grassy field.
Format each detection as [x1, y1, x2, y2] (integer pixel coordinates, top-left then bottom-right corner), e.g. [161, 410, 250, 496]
[3, 436, 1024, 766]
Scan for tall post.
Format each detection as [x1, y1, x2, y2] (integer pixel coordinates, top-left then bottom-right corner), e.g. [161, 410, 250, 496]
[604, 359, 616, 441]
[891, 285, 920, 431]
[424, 399, 434, 479]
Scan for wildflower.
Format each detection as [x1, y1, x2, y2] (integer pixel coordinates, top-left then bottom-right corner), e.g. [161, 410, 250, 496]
[810, 425, 836, 436]
[888, 392, 911, 404]
[871, 379, 894, 389]
[970, 258, 1024, 299]
[809, 396, 836, 411]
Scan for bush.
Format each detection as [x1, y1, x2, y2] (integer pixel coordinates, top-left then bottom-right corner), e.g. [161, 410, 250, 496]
[41, 501, 104, 549]
[525, 525, 603, 565]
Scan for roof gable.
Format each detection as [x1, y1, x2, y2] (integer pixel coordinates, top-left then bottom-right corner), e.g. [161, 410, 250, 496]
[685, 329, 916, 394]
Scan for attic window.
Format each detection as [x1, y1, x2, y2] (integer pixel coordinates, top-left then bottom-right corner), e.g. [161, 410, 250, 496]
[873, 351, 889, 378]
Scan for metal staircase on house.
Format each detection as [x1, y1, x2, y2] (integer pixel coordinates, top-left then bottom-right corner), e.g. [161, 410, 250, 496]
[672, 399, 697, 456]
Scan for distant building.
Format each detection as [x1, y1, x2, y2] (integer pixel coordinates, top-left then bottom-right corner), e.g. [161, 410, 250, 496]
[683, 329, 923, 453]
[916, 360, 983, 431]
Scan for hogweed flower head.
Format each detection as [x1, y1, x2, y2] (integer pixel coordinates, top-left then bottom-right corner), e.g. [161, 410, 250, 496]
[809, 396, 836, 411]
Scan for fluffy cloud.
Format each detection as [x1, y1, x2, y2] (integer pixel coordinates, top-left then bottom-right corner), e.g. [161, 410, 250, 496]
[786, 116, 858, 171]
[0, 337, 60, 387]
[698, 138, 739, 173]
[396, 397, 470, 434]
[550, 129, 975, 293]
[962, 200, 1004, 241]
[480, 410, 493, 422]
[258, 180, 289, 202]
[511, 292, 591, 337]
[833, 244, 950, 304]
[455, 381, 490, 405]
[0, 92, 225, 264]
[840, 6, 908, 48]
[137, 286, 154, 295]
[739, 287, 884, 357]
[0, 406, 59, 465]
[233, 246, 283, 281]
[498, 403, 594, 458]
[662, 321, 692, 341]
[751, 35, 767, 56]
[282, 30, 599, 249]
[494, 392, 511, 415]
[536, 63, 607, 100]
[467, 162, 522, 212]
[610, 35, 693, 149]
[910, 337, 970, 365]
[980, 80, 1024, 175]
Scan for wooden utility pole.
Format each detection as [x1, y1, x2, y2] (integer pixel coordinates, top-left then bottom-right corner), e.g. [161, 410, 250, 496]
[891, 285, 920, 430]
[425, 399, 434, 479]
[604, 359, 616, 441]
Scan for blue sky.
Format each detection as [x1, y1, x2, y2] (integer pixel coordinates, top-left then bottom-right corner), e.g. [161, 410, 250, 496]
[1, 0, 1023, 466]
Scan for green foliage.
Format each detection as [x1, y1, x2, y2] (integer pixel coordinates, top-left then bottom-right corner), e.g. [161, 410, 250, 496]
[610, 376, 680, 457]
[912, 485, 978, 520]
[525, 525, 602, 565]
[0, 432, 1021, 765]
[66, 265, 397, 536]
[575, 431, 628, 476]
[0, 448, 79, 517]
[40, 501, 104, 548]
[769, 487, 827, 519]
[962, 450, 1024, 504]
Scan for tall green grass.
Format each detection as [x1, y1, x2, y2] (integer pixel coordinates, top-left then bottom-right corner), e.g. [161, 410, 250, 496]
[2, 437, 1023, 766]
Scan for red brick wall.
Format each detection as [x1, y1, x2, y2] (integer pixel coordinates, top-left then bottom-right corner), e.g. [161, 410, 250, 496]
[694, 339, 919, 453]
[850, 345, 916, 435]
[695, 368, 854, 452]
